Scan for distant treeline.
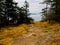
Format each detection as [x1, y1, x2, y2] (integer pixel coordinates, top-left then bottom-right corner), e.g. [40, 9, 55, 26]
[0, 0, 33, 27]
[41, 0, 60, 22]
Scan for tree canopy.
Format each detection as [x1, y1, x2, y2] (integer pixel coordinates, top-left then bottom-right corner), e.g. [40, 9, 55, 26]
[41, 0, 60, 22]
[0, 0, 33, 27]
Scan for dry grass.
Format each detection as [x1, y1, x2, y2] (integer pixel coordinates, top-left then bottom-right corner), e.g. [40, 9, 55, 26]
[34, 21, 60, 32]
[0, 24, 29, 45]
[0, 22, 60, 45]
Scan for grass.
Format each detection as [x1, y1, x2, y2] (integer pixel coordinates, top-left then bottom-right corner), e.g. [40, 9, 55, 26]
[0, 22, 60, 45]
[34, 21, 60, 32]
[0, 24, 30, 45]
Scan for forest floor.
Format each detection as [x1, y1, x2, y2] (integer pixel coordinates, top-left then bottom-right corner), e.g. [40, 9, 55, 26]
[0, 22, 60, 45]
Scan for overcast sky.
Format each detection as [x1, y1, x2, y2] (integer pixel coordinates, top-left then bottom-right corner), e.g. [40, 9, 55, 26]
[14, 0, 45, 21]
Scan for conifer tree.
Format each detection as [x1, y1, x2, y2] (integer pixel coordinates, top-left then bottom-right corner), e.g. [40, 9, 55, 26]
[42, 0, 60, 22]
[0, 0, 7, 26]
[22, 0, 33, 24]
[17, 0, 33, 24]
[5, 0, 18, 24]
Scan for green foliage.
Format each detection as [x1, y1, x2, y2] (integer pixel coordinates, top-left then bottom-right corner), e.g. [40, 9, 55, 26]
[5, 0, 18, 24]
[0, 0, 6, 26]
[42, 0, 60, 22]
[17, 0, 33, 24]
[0, 0, 33, 27]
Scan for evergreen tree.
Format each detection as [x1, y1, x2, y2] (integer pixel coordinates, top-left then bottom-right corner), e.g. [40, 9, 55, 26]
[22, 0, 33, 24]
[17, 0, 33, 24]
[42, 0, 60, 22]
[0, 0, 7, 26]
[5, 0, 18, 24]
[0, 0, 33, 27]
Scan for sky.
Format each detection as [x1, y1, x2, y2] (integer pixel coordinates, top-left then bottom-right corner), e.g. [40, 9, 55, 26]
[14, 0, 46, 21]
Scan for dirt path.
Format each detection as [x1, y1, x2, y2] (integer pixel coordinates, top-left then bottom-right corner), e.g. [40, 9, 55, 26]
[12, 25, 60, 45]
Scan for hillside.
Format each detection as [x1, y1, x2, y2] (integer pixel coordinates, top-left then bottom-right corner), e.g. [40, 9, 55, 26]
[0, 22, 60, 45]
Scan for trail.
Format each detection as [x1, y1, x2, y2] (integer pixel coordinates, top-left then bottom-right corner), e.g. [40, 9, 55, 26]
[12, 25, 60, 45]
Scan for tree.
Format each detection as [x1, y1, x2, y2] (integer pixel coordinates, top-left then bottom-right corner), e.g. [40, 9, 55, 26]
[41, 0, 50, 21]
[17, 0, 33, 24]
[0, 0, 7, 27]
[23, 0, 33, 24]
[5, 0, 18, 24]
[0, 0, 33, 28]
[42, 0, 60, 22]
